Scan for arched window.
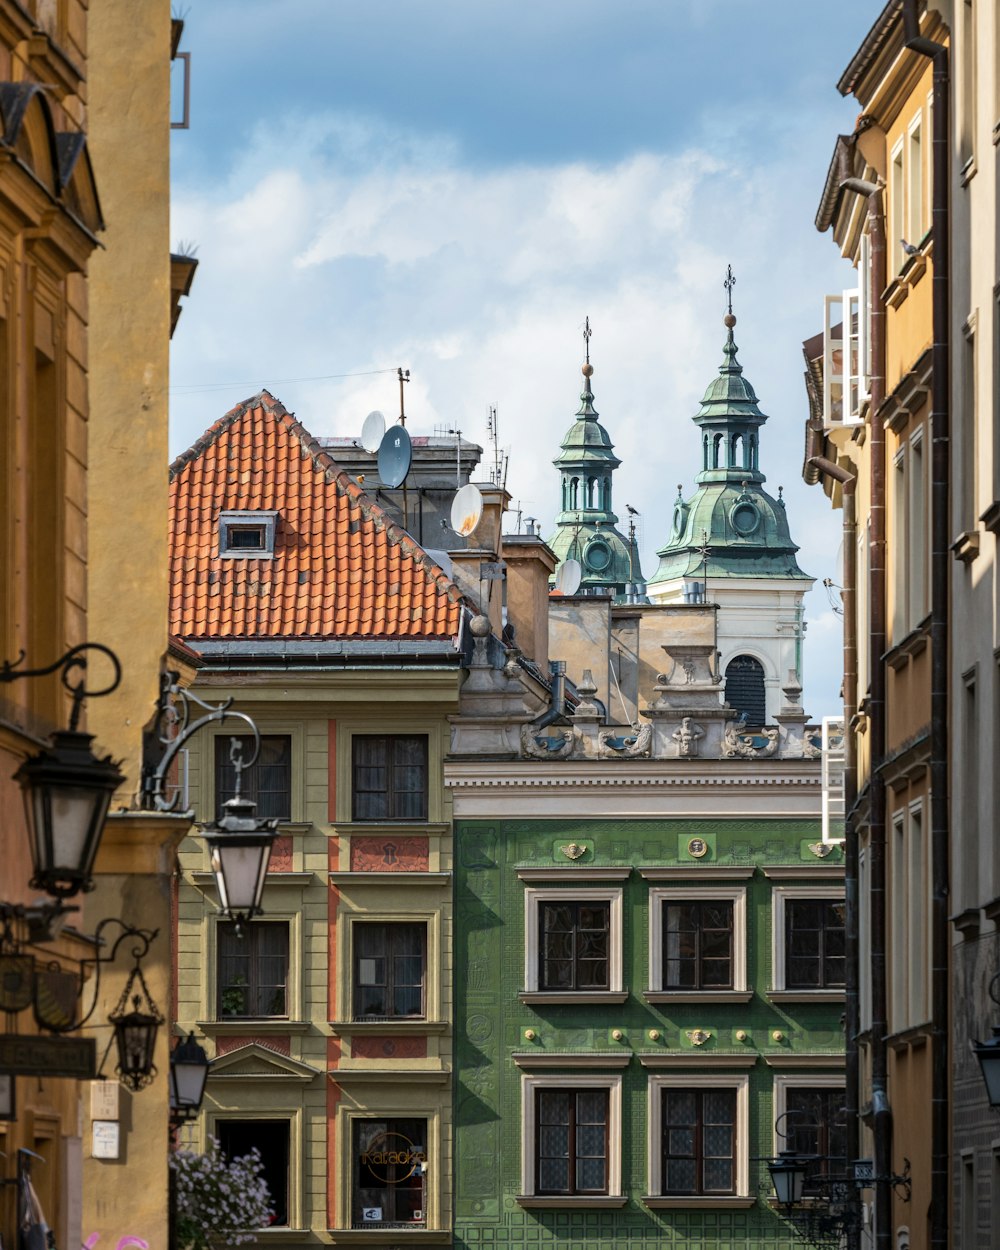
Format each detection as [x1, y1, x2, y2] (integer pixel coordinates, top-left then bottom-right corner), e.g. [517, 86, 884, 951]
[731, 433, 744, 467]
[725, 655, 766, 726]
[570, 477, 579, 509]
[703, 435, 710, 471]
[713, 433, 723, 468]
[588, 477, 599, 508]
[601, 478, 610, 510]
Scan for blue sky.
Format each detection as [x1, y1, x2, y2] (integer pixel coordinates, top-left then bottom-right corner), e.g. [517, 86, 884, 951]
[169, 0, 880, 718]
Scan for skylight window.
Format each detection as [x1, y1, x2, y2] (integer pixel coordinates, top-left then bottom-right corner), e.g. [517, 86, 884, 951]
[219, 510, 278, 558]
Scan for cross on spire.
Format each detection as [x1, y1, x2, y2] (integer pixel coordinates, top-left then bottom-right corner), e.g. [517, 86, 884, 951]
[583, 316, 592, 365]
[724, 265, 736, 317]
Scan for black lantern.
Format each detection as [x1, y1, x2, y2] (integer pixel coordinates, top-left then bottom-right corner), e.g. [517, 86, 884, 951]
[768, 1150, 810, 1211]
[108, 953, 164, 1091]
[169, 1031, 210, 1120]
[15, 729, 124, 899]
[974, 1027, 1000, 1108]
[199, 794, 278, 928]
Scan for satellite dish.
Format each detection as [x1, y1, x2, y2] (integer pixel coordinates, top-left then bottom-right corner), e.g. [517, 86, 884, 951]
[361, 410, 386, 453]
[553, 558, 582, 596]
[377, 425, 412, 489]
[450, 483, 484, 538]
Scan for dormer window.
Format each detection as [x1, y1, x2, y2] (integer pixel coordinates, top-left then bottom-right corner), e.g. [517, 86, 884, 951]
[219, 510, 278, 558]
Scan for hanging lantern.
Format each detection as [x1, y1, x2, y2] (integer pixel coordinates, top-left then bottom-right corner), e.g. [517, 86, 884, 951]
[15, 729, 124, 899]
[169, 1031, 211, 1120]
[199, 794, 278, 928]
[108, 955, 163, 1091]
[767, 1150, 810, 1211]
[974, 1026, 1000, 1108]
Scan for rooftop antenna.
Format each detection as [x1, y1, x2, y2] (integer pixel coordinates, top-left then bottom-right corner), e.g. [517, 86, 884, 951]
[397, 367, 410, 426]
[487, 404, 509, 489]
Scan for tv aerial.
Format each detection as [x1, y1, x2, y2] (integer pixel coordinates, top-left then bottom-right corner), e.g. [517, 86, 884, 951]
[450, 482, 484, 538]
[360, 410, 386, 453]
[378, 425, 412, 489]
[553, 558, 582, 596]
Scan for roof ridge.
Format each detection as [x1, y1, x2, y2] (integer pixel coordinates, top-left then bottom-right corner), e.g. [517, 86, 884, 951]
[169, 389, 287, 479]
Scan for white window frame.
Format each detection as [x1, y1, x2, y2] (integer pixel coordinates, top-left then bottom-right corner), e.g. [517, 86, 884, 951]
[907, 798, 929, 1025]
[520, 1073, 623, 1199]
[771, 1074, 846, 1157]
[523, 887, 624, 998]
[843, 288, 862, 421]
[890, 809, 908, 1032]
[859, 230, 872, 393]
[646, 886, 748, 1001]
[907, 109, 924, 243]
[890, 138, 905, 273]
[907, 426, 928, 627]
[771, 885, 846, 997]
[822, 294, 845, 424]
[645, 1073, 751, 1202]
[218, 508, 279, 558]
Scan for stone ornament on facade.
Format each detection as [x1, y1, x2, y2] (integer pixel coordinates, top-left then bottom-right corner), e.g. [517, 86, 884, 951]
[722, 721, 779, 758]
[598, 722, 652, 758]
[558, 842, 588, 860]
[672, 717, 705, 758]
[808, 841, 834, 858]
[519, 724, 576, 759]
[686, 1029, 711, 1046]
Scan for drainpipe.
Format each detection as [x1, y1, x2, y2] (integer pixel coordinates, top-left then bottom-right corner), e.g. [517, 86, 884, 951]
[531, 660, 567, 730]
[901, 7, 950, 1248]
[807, 450, 859, 1250]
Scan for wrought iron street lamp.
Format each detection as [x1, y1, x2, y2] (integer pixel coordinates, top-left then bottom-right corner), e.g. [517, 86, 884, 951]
[1, 644, 123, 898]
[169, 1031, 210, 1122]
[767, 1149, 811, 1212]
[973, 974, 1000, 1108]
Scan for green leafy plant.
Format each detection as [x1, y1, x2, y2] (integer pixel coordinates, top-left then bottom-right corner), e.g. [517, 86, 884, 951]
[171, 1136, 274, 1250]
[220, 974, 248, 1017]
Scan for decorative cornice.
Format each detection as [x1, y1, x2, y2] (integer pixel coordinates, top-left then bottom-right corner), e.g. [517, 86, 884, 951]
[760, 867, 845, 881]
[329, 871, 450, 886]
[639, 867, 755, 881]
[763, 1054, 846, 1068]
[516, 868, 632, 882]
[511, 1051, 633, 1069]
[445, 767, 821, 790]
[328, 1068, 450, 1084]
[329, 1021, 449, 1037]
[637, 1053, 758, 1069]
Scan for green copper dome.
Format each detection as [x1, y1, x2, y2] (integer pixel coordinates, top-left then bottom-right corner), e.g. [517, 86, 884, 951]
[652, 319, 810, 584]
[546, 356, 643, 595]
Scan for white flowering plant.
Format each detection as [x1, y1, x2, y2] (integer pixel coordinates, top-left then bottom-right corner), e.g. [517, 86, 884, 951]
[171, 1136, 275, 1250]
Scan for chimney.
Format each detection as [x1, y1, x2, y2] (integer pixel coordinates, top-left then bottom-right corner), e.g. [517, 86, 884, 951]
[448, 484, 511, 638]
[501, 533, 557, 672]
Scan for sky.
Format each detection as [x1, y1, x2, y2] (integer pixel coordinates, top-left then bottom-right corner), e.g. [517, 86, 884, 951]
[169, 0, 880, 720]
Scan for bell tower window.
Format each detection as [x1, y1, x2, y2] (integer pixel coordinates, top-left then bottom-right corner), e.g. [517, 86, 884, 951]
[724, 655, 766, 726]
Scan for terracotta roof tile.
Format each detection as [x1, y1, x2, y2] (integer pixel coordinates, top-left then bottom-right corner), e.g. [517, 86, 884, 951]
[169, 391, 465, 643]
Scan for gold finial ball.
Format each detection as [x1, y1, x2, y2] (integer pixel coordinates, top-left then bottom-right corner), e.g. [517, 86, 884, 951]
[582, 362, 594, 377]
[724, 313, 737, 328]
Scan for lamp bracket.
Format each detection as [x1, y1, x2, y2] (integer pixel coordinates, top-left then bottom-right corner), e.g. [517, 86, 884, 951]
[141, 669, 261, 811]
[0, 643, 121, 731]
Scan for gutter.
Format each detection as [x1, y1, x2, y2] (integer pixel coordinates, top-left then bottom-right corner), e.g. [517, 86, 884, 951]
[531, 660, 568, 730]
[901, 8, 950, 1249]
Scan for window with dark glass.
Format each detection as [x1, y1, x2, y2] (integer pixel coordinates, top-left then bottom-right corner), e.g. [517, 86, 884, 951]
[215, 734, 291, 821]
[662, 1088, 736, 1195]
[353, 1118, 427, 1227]
[353, 923, 426, 1019]
[217, 922, 289, 1019]
[352, 735, 428, 822]
[217, 1119, 288, 1225]
[785, 899, 846, 989]
[535, 1089, 608, 1195]
[539, 901, 609, 991]
[785, 1088, 848, 1187]
[663, 901, 734, 989]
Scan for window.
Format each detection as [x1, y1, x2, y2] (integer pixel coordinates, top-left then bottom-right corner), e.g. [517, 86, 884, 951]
[908, 429, 928, 626]
[353, 1118, 427, 1227]
[891, 140, 905, 272]
[216, 734, 291, 821]
[523, 887, 624, 998]
[540, 900, 609, 990]
[663, 901, 733, 989]
[353, 923, 426, 1019]
[536, 1088, 608, 1194]
[784, 1088, 848, 1186]
[217, 1119, 289, 1225]
[892, 448, 907, 642]
[646, 1074, 750, 1202]
[772, 888, 847, 994]
[959, 0, 976, 167]
[351, 735, 428, 821]
[822, 295, 844, 424]
[217, 922, 289, 1019]
[961, 319, 978, 529]
[907, 115, 924, 242]
[784, 899, 846, 989]
[219, 509, 278, 557]
[724, 655, 766, 726]
[520, 1074, 623, 1200]
[962, 672, 979, 911]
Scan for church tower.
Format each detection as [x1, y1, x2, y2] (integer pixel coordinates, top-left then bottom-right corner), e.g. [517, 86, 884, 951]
[546, 321, 643, 597]
[647, 273, 814, 724]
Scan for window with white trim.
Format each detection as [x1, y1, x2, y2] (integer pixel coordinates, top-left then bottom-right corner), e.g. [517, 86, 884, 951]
[645, 1074, 750, 1200]
[520, 1074, 623, 1200]
[908, 428, 928, 627]
[523, 888, 623, 997]
[647, 886, 747, 997]
[907, 113, 924, 243]
[891, 139, 905, 273]
[773, 1075, 847, 1191]
[218, 509, 278, 558]
[771, 887, 846, 994]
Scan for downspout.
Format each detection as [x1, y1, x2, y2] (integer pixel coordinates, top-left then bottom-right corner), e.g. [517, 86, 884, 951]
[901, 7, 950, 1248]
[532, 659, 567, 730]
[807, 450, 859, 1250]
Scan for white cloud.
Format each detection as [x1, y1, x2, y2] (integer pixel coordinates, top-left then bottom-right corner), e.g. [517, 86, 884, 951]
[170, 112, 856, 719]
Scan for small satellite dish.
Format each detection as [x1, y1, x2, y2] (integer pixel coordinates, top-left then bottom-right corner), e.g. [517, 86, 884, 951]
[377, 425, 412, 489]
[553, 559, 582, 596]
[361, 410, 386, 453]
[450, 483, 484, 538]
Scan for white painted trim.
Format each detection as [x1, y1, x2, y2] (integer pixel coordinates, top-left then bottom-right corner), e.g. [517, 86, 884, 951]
[520, 1073, 623, 1197]
[647, 886, 747, 993]
[524, 887, 623, 993]
[771, 884, 846, 992]
[646, 1073, 750, 1198]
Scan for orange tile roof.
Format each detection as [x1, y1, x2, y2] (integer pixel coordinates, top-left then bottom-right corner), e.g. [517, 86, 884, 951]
[169, 391, 465, 642]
